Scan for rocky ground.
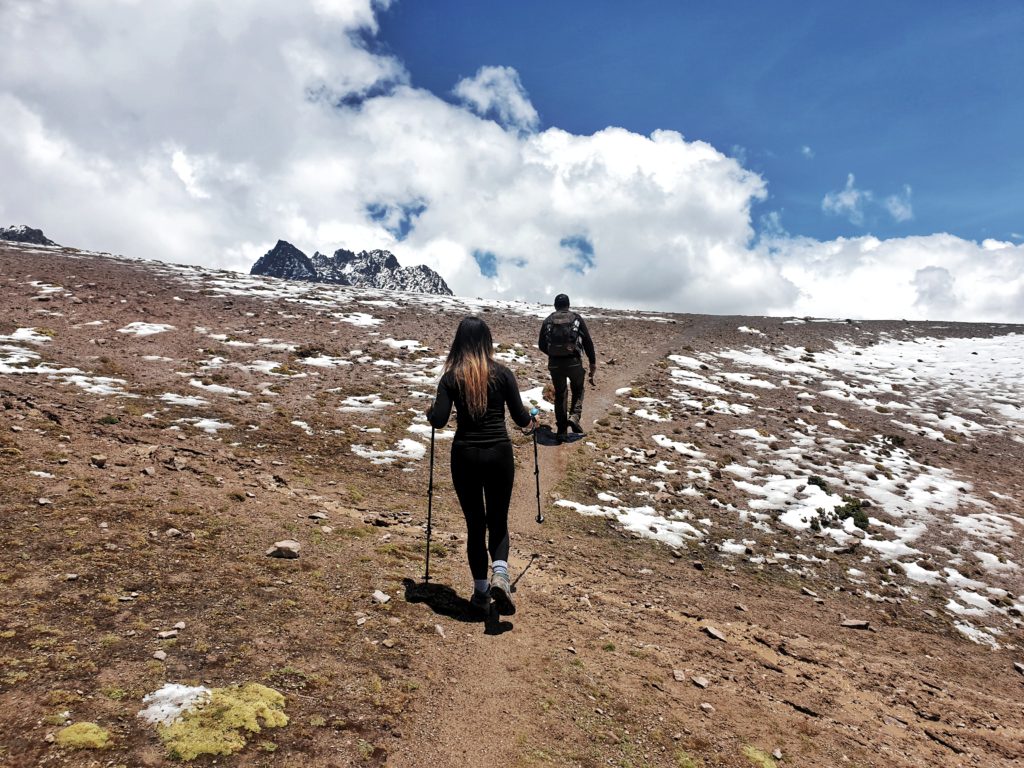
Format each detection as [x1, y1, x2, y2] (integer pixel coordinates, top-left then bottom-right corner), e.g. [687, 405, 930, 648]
[1, 242, 1022, 767]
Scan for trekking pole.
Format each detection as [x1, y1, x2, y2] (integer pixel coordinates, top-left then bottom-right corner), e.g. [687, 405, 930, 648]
[423, 426, 435, 582]
[530, 408, 543, 524]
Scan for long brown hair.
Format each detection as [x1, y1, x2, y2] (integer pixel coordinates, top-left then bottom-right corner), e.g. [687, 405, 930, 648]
[443, 316, 497, 419]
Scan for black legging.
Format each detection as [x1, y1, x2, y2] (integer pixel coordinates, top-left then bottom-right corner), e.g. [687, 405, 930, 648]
[450, 441, 514, 580]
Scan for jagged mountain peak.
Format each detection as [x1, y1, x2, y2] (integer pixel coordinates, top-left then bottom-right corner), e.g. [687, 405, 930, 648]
[253, 240, 452, 295]
[250, 241, 318, 281]
[0, 225, 58, 246]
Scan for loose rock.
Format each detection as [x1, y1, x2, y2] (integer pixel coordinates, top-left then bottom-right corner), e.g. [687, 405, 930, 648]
[699, 703, 715, 714]
[840, 619, 871, 630]
[266, 539, 301, 559]
[153, 650, 167, 661]
[372, 590, 391, 604]
[691, 676, 710, 689]
[703, 626, 727, 642]
[90, 454, 107, 469]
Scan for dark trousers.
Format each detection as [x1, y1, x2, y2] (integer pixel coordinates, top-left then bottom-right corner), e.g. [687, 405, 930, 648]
[549, 357, 586, 432]
[450, 441, 514, 580]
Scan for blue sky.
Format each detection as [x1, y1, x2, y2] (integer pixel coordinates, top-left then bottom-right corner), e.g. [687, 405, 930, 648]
[4, 0, 1024, 320]
[378, 0, 1024, 243]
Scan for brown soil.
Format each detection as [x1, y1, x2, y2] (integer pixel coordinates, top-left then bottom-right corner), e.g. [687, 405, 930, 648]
[0, 244, 1021, 767]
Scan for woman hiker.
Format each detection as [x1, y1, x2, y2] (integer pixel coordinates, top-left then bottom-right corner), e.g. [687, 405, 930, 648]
[427, 316, 537, 615]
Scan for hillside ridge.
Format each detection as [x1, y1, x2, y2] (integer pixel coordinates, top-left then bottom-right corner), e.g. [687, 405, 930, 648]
[1, 239, 1022, 767]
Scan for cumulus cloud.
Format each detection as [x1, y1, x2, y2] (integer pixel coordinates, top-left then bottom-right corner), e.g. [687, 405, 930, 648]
[822, 173, 872, 225]
[885, 184, 914, 222]
[913, 266, 956, 313]
[761, 233, 1024, 321]
[800, 145, 814, 159]
[453, 65, 539, 133]
[1, 0, 1022, 322]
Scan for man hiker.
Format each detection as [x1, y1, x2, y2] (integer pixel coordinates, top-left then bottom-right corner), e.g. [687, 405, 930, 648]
[538, 293, 597, 441]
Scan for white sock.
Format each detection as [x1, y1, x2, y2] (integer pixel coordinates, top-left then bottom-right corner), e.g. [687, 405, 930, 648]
[474, 579, 489, 594]
[492, 560, 509, 576]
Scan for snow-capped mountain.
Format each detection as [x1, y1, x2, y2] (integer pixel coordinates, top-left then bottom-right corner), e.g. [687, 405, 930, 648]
[0, 225, 58, 246]
[251, 241, 452, 295]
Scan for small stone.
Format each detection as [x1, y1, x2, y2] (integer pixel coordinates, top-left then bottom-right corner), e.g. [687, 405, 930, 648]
[435, 624, 445, 638]
[1013, 662, 1024, 676]
[65, 573, 79, 581]
[308, 512, 328, 520]
[840, 619, 871, 630]
[801, 587, 818, 598]
[357, 617, 367, 626]
[691, 676, 710, 689]
[699, 703, 715, 714]
[157, 630, 178, 640]
[692, 561, 704, 571]
[735, 603, 748, 612]
[44, 733, 55, 743]
[321, 526, 334, 534]
[153, 650, 167, 661]
[245, 491, 256, 498]
[90, 454, 107, 468]
[703, 626, 727, 642]
[11, 425, 23, 433]
[381, 639, 395, 649]
[372, 590, 391, 604]
[672, 669, 686, 682]
[142, 466, 156, 477]
[772, 749, 783, 760]
[165, 528, 183, 538]
[98, 522, 108, 529]
[266, 539, 301, 559]
[173, 621, 186, 630]
[37, 498, 52, 506]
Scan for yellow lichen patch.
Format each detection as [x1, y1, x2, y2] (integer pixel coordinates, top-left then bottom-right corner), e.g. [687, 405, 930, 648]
[157, 683, 288, 760]
[741, 746, 777, 768]
[55, 722, 112, 750]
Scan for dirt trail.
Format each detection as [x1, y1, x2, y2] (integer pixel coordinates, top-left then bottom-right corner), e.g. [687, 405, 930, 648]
[391, 334, 680, 767]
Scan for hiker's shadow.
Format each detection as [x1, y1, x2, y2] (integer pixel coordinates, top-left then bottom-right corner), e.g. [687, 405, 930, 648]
[403, 578, 513, 634]
[535, 425, 585, 446]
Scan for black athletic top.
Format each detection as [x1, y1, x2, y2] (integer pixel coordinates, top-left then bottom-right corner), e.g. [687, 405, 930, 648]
[538, 311, 597, 367]
[428, 362, 533, 447]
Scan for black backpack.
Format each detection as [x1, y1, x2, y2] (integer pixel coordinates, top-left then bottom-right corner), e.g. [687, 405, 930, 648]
[546, 311, 580, 357]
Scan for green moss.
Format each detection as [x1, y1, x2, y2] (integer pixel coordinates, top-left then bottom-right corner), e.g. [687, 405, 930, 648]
[56, 722, 112, 750]
[742, 745, 777, 768]
[157, 683, 288, 760]
[676, 750, 703, 768]
[807, 475, 830, 493]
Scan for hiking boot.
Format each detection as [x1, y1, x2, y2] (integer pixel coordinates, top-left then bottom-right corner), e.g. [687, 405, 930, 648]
[489, 570, 516, 615]
[568, 414, 584, 434]
[555, 429, 568, 443]
[470, 588, 491, 614]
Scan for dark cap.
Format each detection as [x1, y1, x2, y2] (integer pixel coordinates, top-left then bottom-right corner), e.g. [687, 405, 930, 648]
[554, 293, 570, 310]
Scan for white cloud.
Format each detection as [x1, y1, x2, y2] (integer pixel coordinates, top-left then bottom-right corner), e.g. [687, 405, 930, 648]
[800, 145, 814, 159]
[885, 184, 914, 222]
[453, 65, 539, 133]
[1, 1, 1022, 322]
[913, 266, 956, 313]
[762, 233, 1024, 321]
[822, 173, 872, 225]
